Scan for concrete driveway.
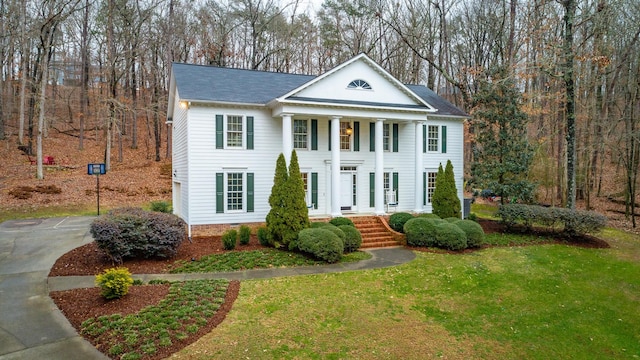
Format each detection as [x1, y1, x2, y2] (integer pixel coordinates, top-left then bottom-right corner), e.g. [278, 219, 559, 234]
[0, 216, 108, 360]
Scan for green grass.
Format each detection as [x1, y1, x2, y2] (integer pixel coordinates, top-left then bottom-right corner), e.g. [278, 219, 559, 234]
[169, 249, 372, 273]
[171, 229, 640, 360]
[471, 202, 499, 219]
[81, 279, 229, 359]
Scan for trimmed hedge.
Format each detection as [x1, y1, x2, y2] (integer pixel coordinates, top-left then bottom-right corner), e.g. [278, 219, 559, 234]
[257, 226, 270, 246]
[90, 207, 186, 264]
[339, 225, 362, 253]
[444, 217, 461, 223]
[297, 228, 344, 263]
[454, 220, 485, 248]
[496, 204, 607, 235]
[329, 217, 355, 227]
[389, 212, 414, 233]
[404, 218, 439, 247]
[418, 213, 441, 220]
[434, 223, 467, 251]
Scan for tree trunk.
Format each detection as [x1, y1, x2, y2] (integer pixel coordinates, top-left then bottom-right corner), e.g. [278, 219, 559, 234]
[563, 0, 577, 209]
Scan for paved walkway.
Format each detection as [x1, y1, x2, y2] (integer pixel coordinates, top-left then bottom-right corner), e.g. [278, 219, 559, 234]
[0, 216, 416, 360]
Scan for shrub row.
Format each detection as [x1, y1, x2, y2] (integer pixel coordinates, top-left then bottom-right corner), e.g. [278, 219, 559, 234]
[90, 207, 186, 264]
[496, 204, 606, 235]
[404, 217, 485, 251]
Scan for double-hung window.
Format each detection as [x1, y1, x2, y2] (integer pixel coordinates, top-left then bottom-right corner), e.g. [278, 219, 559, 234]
[383, 124, 390, 151]
[293, 119, 308, 149]
[216, 114, 254, 150]
[216, 171, 254, 213]
[427, 125, 439, 152]
[226, 172, 244, 211]
[424, 124, 447, 153]
[426, 170, 437, 204]
[340, 122, 351, 150]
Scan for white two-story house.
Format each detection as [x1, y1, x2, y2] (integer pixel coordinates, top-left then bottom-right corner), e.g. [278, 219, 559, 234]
[167, 54, 469, 237]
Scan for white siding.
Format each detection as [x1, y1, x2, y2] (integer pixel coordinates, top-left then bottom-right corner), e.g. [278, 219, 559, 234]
[171, 91, 189, 223]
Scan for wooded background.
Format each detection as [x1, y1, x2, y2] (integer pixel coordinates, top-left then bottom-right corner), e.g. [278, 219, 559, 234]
[0, 0, 638, 224]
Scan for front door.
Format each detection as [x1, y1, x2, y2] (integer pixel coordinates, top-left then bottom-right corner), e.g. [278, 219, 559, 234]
[340, 170, 356, 211]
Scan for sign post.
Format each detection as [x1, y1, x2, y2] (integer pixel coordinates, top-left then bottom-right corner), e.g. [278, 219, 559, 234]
[87, 163, 106, 215]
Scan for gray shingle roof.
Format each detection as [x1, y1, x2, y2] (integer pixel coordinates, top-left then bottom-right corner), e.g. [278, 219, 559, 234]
[172, 63, 468, 117]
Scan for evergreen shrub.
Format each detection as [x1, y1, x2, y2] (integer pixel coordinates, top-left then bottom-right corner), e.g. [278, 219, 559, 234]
[389, 212, 414, 232]
[434, 223, 468, 251]
[90, 207, 186, 264]
[454, 220, 485, 247]
[239, 225, 251, 245]
[445, 217, 460, 223]
[329, 217, 355, 227]
[418, 213, 441, 219]
[403, 218, 439, 247]
[150, 201, 171, 213]
[257, 226, 270, 246]
[297, 228, 344, 263]
[222, 229, 237, 250]
[496, 204, 606, 235]
[339, 225, 362, 253]
[95, 267, 134, 300]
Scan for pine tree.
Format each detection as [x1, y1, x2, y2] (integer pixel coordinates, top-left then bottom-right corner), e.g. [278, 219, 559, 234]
[265, 153, 288, 247]
[284, 150, 310, 249]
[432, 161, 461, 218]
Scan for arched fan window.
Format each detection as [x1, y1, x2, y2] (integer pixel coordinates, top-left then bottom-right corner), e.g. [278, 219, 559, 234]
[347, 79, 372, 90]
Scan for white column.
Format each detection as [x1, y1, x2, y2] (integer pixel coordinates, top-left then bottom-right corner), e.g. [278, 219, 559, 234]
[414, 120, 424, 213]
[281, 114, 293, 163]
[331, 116, 342, 217]
[374, 119, 385, 215]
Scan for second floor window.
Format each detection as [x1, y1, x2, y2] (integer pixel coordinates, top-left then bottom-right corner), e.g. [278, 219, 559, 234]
[428, 125, 439, 152]
[227, 115, 243, 148]
[340, 121, 351, 150]
[294, 119, 308, 149]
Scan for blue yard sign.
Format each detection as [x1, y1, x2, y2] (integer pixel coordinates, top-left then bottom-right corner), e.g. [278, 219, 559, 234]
[87, 163, 106, 214]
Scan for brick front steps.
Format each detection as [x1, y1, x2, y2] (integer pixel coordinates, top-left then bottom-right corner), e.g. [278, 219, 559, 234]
[350, 216, 403, 248]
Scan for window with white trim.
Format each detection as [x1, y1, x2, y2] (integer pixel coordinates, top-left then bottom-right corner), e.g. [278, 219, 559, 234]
[383, 123, 390, 151]
[301, 172, 311, 205]
[226, 115, 244, 148]
[340, 121, 351, 150]
[293, 119, 308, 149]
[347, 79, 372, 90]
[427, 171, 437, 203]
[427, 125, 439, 152]
[226, 172, 243, 211]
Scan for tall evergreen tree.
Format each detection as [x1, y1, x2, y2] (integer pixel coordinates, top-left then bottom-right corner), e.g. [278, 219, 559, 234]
[285, 150, 310, 249]
[265, 153, 289, 247]
[432, 160, 461, 218]
[471, 67, 536, 204]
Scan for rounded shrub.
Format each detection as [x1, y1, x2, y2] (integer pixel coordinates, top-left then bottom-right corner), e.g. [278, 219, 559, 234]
[150, 201, 171, 213]
[297, 228, 344, 263]
[403, 218, 439, 247]
[444, 217, 460, 223]
[434, 223, 468, 251]
[418, 213, 441, 219]
[239, 225, 251, 245]
[222, 229, 237, 250]
[329, 217, 355, 227]
[454, 220, 485, 248]
[310, 222, 329, 228]
[95, 267, 134, 300]
[389, 212, 414, 233]
[338, 225, 362, 253]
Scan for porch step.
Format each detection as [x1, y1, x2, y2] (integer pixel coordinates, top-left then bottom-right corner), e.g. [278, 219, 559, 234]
[349, 216, 401, 249]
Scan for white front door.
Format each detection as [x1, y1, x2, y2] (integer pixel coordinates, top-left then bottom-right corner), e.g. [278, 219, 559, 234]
[340, 172, 354, 210]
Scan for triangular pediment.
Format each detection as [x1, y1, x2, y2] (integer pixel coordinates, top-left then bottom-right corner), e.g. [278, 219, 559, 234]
[276, 54, 436, 112]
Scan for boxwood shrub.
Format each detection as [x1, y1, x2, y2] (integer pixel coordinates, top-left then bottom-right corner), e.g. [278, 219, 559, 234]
[454, 220, 485, 248]
[257, 226, 270, 246]
[444, 217, 461, 223]
[239, 225, 251, 245]
[222, 229, 237, 250]
[418, 213, 441, 220]
[339, 225, 362, 253]
[434, 223, 468, 251]
[297, 228, 344, 263]
[389, 212, 414, 233]
[404, 218, 440, 247]
[90, 207, 186, 264]
[329, 217, 355, 227]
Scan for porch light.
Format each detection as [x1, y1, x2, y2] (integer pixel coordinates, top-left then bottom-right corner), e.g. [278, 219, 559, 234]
[179, 101, 189, 109]
[345, 126, 353, 136]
